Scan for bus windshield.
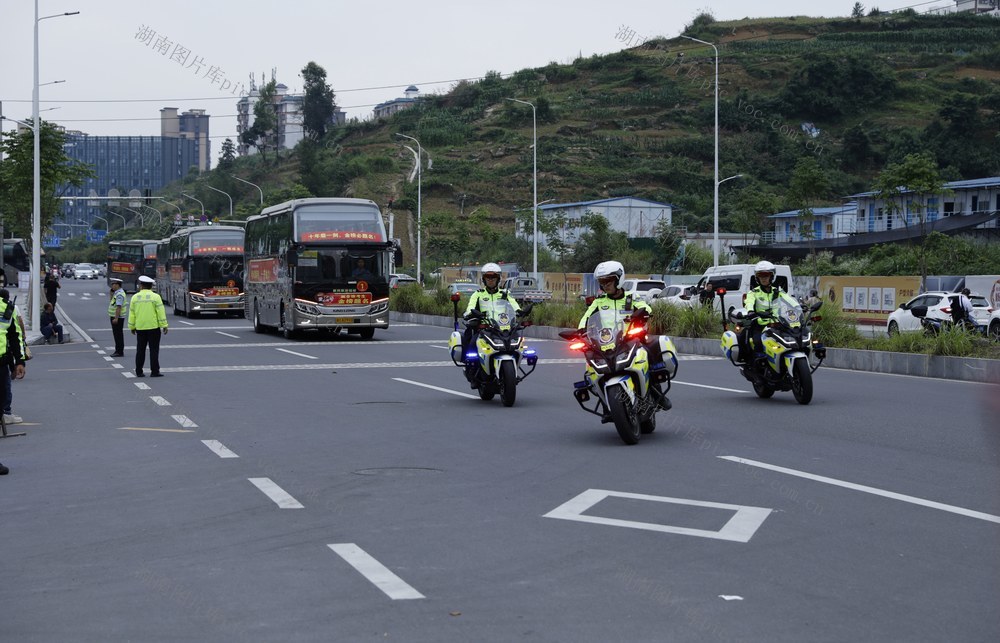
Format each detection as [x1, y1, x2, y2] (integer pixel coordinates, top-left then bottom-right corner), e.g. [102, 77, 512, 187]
[295, 204, 385, 242]
[191, 255, 243, 283]
[191, 231, 243, 255]
[295, 248, 386, 283]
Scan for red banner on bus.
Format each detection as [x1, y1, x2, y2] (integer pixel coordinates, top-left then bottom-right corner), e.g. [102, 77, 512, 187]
[316, 292, 372, 305]
[170, 265, 184, 281]
[202, 287, 240, 297]
[193, 245, 243, 254]
[111, 262, 134, 274]
[248, 258, 279, 283]
[300, 231, 383, 242]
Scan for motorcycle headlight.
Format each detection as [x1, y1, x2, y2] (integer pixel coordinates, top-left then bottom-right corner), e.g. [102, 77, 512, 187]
[589, 357, 609, 372]
[616, 344, 636, 366]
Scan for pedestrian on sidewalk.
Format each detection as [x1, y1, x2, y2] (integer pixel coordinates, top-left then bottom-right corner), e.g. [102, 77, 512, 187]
[44, 271, 61, 306]
[128, 276, 168, 378]
[108, 278, 127, 356]
[40, 303, 64, 344]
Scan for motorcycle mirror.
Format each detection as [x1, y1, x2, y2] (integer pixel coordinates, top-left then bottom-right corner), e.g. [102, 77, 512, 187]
[450, 293, 461, 302]
[585, 296, 595, 306]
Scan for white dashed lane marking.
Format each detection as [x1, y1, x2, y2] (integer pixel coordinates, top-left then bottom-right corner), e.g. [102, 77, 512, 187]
[150, 396, 171, 406]
[275, 348, 318, 360]
[328, 543, 425, 600]
[249, 478, 303, 509]
[202, 440, 239, 458]
[171, 415, 198, 428]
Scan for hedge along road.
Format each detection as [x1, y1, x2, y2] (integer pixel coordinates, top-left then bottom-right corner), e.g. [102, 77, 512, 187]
[6, 278, 998, 641]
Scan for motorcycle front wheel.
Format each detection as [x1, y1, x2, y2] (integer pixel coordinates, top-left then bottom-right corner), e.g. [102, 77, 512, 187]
[499, 360, 517, 407]
[753, 379, 775, 399]
[791, 358, 813, 405]
[607, 384, 640, 445]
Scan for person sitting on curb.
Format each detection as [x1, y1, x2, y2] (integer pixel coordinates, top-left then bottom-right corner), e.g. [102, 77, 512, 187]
[40, 303, 64, 344]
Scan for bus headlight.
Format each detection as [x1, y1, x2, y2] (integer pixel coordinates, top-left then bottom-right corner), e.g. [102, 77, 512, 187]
[295, 299, 320, 315]
[368, 298, 389, 315]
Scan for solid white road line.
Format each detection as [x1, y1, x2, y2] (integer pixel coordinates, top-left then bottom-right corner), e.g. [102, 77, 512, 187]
[215, 331, 240, 339]
[392, 377, 479, 399]
[428, 345, 449, 349]
[171, 415, 198, 428]
[673, 381, 748, 393]
[150, 396, 171, 406]
[201, 439, 239, 459]
[719, 456, 1000, 525]
[327, 543, 425, 600]
[275, 348, 318, 360]
[248, 478, 303, 509]
[134, 382, 151, 390]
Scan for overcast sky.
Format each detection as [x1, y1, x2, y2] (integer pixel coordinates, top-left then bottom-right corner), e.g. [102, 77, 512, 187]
[1, 0, 940, 155]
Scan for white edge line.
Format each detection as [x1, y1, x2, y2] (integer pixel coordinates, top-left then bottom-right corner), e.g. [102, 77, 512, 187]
[719, 456, 1000, 525]
[201, 439, 239, 458]
[392, 377, 479, 399]
[275, 347, 319, 360]
[248, 477, 303, 509]
[327, 543, 425, 600]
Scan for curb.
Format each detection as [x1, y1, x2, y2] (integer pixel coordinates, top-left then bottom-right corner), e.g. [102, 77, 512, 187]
[390, 311, 999, 384]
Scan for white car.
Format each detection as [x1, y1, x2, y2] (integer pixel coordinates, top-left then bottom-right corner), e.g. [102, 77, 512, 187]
[988, 308, 1000, 340]
[886, 291, 992, 335]
[73, 263, 99, 279]
[652, 284, 699, 307]
[390, 273, 418, 288]
[620, 279, 666, 303]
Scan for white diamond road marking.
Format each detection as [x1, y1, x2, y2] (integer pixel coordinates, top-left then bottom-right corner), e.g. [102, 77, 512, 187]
[201, 440, 239, 458]
[543, 489, 772, 543]
[328, 543, 425, 600]
[150, 396, 171, 406]
[171, 415, 198, 428]
[719, 456, 1000, 525]
[249, 478, 303, 509]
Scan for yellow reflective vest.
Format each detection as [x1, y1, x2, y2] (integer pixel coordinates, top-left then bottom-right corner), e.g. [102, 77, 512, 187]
[108, 288, 126, 318]
[578, 293, 651, 329]
[0, 299, 25, 362]
[128, 290, 168, 331]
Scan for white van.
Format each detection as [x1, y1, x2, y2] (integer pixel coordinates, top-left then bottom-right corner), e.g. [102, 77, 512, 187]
[696, 264, 794, 314]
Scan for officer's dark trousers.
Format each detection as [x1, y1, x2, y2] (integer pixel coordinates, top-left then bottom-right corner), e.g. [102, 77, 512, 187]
[135, 328, 162, 375]
[111, 318, 125, 354]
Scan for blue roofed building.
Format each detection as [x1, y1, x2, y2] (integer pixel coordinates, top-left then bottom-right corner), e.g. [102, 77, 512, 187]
[373, 85, 421, 120]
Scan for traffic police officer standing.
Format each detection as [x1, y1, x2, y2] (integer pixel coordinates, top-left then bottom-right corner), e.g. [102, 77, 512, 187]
[108, 278, 127, 357]
[128, 275, 168, 377]
[0, 293, 26, 474]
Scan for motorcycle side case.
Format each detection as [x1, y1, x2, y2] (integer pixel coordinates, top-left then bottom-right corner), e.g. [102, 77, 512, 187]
[448, 331, 463, 363]
[656, 336, 679, 380]
[721, 330, 740, 363]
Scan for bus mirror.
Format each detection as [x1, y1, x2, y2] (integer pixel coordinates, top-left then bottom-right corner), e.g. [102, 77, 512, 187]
[285, 249, 298, 267]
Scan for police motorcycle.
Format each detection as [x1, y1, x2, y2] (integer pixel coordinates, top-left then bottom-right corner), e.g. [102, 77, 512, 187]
[448, 294, 537, 407]
[558, 307, 678, 445]
[719, 288, 825, 405]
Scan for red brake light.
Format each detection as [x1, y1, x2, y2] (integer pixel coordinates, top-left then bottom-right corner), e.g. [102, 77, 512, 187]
[450, 293, 461, 302]
[569, 341, 586, 351]
[716, 288, 727, 295]
[585, 296, 595, 305]
[627, 326, 645, 337]
[942, 306, 951, 313]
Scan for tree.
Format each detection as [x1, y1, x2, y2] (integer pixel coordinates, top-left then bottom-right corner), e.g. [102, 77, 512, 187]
[788, 157, 831, 286]
[731, 187, 781, 247]
[0, 119, 94, 247]
[851, 2, 865, 18]
[570, 212, 628, 273]
[301, 61, 336, 141]
[872, 152, 947, 291]
[218, 138, 237, 169]
[241, 79, 277, 162]
[653, 220, 683, 273]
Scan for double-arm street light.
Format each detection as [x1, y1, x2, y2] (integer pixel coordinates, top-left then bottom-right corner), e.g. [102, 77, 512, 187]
[143, 204, 163, 224]
[92, 215, 109, 232]
[395, 133, 423, 283]
[230, 175, 263, 206]
[680, 34, 720, 267]
[504, 98, 538, 280]
[31, 1, 79, 333]
[124, 207, 145, 228]
[181, 193, 205, 222]
[206, 185, 233, 219]
[107, 209, 126, 230]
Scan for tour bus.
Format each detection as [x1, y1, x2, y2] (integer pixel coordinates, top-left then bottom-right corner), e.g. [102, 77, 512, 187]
[154, 238, 171, 304]
[1, 238, 31, 288]
[165, 225, 245, 318]
[107, 239, 158, 292]
[244, 197, 391, 339]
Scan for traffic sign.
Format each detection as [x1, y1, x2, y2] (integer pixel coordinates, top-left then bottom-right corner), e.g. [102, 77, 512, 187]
[87, 229, 107, 242]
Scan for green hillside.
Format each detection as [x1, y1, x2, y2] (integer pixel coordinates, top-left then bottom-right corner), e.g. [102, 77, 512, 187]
[184, 11, 1000, 273]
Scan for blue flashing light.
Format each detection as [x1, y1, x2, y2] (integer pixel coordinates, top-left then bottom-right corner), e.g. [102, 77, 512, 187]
[465, 352, 479, 360]
[523, 349, 536, 356]
[573, 380, 589, 389]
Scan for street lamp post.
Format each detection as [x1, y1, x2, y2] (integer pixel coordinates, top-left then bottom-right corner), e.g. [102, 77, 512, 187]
[230, 175, 263, 206]
[680, 34, 719, 267]
[395, 133, 423, 284]
[124, 208, 145, 228]
[92, 215, 109, 232]
[181, 193, 205, 222]
[206, 185, 233, 219]
[143, 204, 163, 224]
[505, 98, 538, 280]
[716, 174, 744, 264]
[107, 209, 126, 230]
[31, 2, 79, 332]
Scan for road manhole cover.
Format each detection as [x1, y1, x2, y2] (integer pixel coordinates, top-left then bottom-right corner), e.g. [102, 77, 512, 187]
[353, 467, 443, 476]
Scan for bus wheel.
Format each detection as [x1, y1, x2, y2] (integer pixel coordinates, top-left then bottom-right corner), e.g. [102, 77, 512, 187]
[280, 307, 297, 339]
[173, 304, 185, 317]
[359, 328, 375, 340]
[253, 301, 266, 334]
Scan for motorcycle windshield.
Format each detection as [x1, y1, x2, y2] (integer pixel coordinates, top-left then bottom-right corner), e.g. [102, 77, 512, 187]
[585, 309, 625, 352]
[479, 298, 517, 331]
[773, 294, 804, 327]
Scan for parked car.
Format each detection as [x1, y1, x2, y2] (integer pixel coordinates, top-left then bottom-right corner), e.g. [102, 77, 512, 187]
[73, 263, 99, 280]
[886, 291, 992, 335]
[390, 273, 419, 289]
[989, 308, 1000, 340]
[620, 279, 666, 303]
[652, 283, 699, 307]
[447, 281, 480, 297]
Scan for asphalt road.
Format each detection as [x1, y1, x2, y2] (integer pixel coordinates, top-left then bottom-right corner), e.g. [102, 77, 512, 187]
[2, 278, 998, 642]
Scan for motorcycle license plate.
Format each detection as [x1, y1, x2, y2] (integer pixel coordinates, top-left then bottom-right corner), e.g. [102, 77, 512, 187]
[336, 317, 354, 323]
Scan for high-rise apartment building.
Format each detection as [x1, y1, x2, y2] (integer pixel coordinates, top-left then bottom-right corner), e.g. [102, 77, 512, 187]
[236, 81, 346, 156]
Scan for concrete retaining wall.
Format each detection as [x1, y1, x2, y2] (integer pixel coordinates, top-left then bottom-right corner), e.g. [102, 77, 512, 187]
[390, 312, 999, 384]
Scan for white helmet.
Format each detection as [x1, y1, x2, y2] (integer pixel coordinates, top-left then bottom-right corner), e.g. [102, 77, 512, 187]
[481, 262, 502, 285]
[594, 260, 625, 286]
[754, 260, 776, 278]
